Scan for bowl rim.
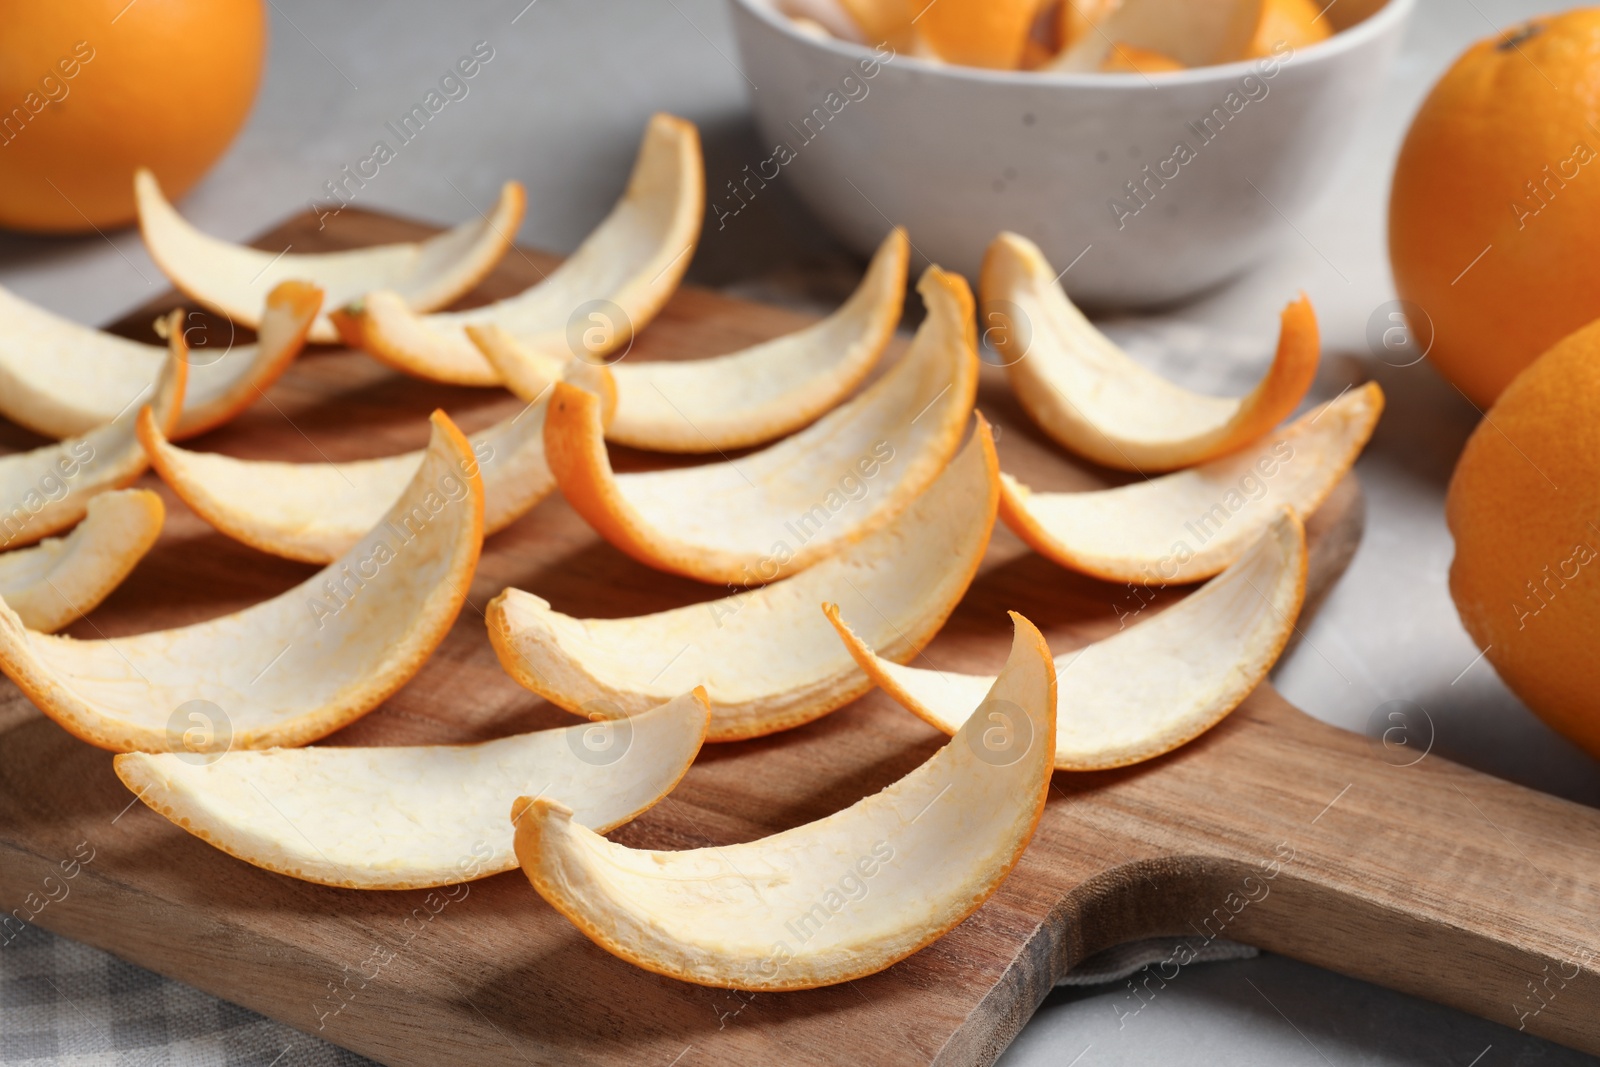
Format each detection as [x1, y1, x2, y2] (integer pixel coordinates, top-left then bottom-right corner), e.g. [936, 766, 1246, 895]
[728, 0, 1417, 88]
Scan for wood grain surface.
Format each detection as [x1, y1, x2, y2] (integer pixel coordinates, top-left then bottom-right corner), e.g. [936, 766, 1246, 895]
[0, 208, 1595, 1065]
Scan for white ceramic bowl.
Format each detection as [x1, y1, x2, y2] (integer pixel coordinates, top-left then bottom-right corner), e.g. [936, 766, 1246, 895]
[727, 0, 1413, 308]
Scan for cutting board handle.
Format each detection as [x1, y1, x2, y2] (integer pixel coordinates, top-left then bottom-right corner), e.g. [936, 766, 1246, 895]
[1039, 689, 1600, 1055]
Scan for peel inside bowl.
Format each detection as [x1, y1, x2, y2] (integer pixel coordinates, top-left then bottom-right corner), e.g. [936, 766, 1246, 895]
[1048, 0, 1266, 70]
[511, 610, 1055, 991]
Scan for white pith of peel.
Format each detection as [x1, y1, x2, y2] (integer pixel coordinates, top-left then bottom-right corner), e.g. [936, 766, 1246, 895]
[138, 361, 616, 564]
[999, 383, 1382, 584]
[483, 227, 910, 454]
[488, 418, 999, 742]
[510, 611, 1056, 991]
[981, 232, 1319, 473]
[111, 688, 710, 890]
[0, 312, 187, 552]
[829, 510, 1307, 770]
[0, 490, 164, 634]
[1046, 0, 1265, 70]
[0, 281, 321, 441]
[136, 168, 524, 345]
[541, 265, 979, 586]
[331, 114, 704, 387]
[0, 412, 484, 753]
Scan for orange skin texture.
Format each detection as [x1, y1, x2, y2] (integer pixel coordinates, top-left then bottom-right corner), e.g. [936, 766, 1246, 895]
[1246, 0, 1331, 58]
[1207, 294, 1322, 461]
[0, 0, 264, 232]
[1052, 0, 1119, 53]
[1102, 43, 1186, 73]
[510, 611, 1055, 991]
[920, 0, 1040, 69]
[838, 0, 920, 52]
[175, 279, 321, 440]
[1447, 319, 1600, 762]
[1390, 11, 1600, 409]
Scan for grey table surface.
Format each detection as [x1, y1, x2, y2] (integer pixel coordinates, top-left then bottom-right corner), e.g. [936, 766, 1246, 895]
[1, 0, 1597, 1064]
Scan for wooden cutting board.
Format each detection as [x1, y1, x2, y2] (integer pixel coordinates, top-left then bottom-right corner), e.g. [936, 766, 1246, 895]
[0, 207, 1596, 1066]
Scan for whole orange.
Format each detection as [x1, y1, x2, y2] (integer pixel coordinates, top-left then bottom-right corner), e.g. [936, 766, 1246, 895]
[1447, 319, 1600, 760]
[1390, 10, 1600, 409]
[0, 0, 264, 233]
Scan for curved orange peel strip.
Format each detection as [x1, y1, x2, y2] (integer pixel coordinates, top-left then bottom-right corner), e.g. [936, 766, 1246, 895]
[1053, 0, 1123, 51]
[838, 0, 922, 51]
[1245, 0, 1332, 58]
[481, 228, 910, 454]
[1101, 42, 1186, 72]
[0, 412, 483, 753]
[0, 489, 164, 634]
[1047, 0, 1263, 70]
[332, 114, 704, 387]
[0, 281, 319, 441]
[918, 0, 1039, 68]
[0, 314, 186, 552]
[829, 510, 1306, 770]
[111, 689, 709, 890]
[489, 418, 999, 742]
[511, 611, 1055, 991]
[543, 265, 978, 585]
[137, 169, 523, 345]
[999, 382, 1381, 584]
[982, 233, 1318, 473]
[138, 361, 614, 564]
[776, 0, 868, 42]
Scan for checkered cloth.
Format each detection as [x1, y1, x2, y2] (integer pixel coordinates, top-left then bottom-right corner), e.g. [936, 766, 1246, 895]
[0, 924, 371, 1066]
[0, 920, 1253, 1064]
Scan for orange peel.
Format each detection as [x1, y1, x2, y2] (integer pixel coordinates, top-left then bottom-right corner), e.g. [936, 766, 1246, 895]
[1102, 42, 1186, 72]
[1246, 0, 1332, 57]
[0, 314, 185, 552]
[0, 281, 320, 441]
[829, 510, 1306, 770]
[918, 0, 1039, 68]
[111, 689, 710, 891]
[136, 169, 523, 346]
[837, 0, 922, 51]
[1047, 0, 1263, 70]
[488, 418, 999, 742]
[0, 489, 164, 634]
[511, 611, 1055, 991]
[542, 265, 978, 586]
[776, 0, 868, 42]
[0, 412, 483, 753]
[138, 361, 615, 564]
[331, 114, 703, 387]
[981, 232, 1318, 473]
[482, 227, 909, 454]
[999, 383, 1382, 584]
